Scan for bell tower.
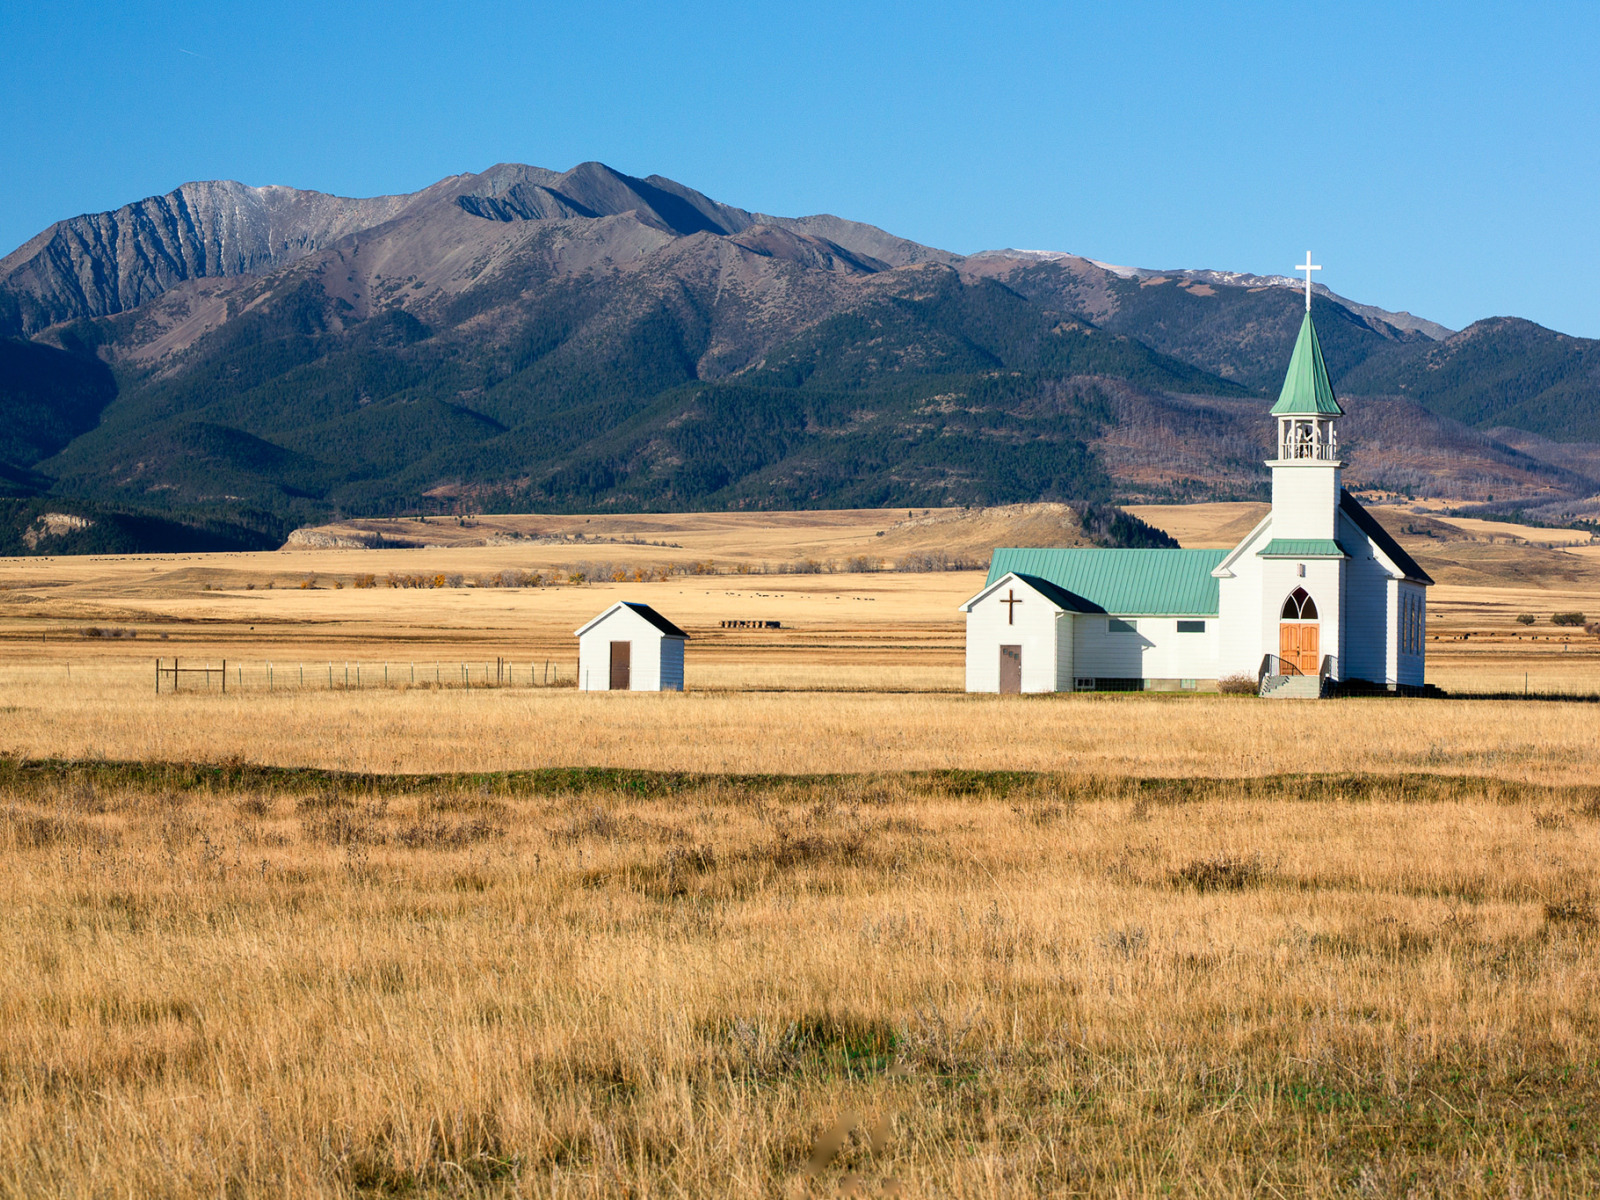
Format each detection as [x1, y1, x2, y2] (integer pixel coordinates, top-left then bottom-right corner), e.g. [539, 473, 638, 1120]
[1267, 254, 1344, 541]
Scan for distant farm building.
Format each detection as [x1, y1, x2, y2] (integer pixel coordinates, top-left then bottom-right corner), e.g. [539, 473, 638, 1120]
[575, 602, 688, 692]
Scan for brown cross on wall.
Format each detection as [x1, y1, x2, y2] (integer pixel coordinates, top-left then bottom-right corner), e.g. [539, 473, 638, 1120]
[1001, 588, 1022, 625]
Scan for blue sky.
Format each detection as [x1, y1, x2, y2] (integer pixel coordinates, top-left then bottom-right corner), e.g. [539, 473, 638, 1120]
[3, 1, 1597, 336]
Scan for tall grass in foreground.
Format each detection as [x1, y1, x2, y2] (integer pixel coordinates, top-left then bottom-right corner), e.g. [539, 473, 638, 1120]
[2, 765, 1599, 1196]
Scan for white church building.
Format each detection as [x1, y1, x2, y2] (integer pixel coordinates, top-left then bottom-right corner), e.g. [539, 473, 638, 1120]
[962, 260, 1432, 698]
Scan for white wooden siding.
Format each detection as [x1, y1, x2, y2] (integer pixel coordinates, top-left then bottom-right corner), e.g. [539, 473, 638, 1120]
[1054, 613, 1075, 691]
[1338, 512, 1394, 684]
[1071, 615, 1144, 679]
[1069, 615, 1219, 682]
[660, 639, 685, 691]
[1397, 580, 1425, 687]
[1269, 461, 1342, 540]
[1214, 518, 1271, 678]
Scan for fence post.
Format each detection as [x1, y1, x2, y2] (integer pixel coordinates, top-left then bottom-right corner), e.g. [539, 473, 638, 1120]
[222, 660, 226, 694]
[156, 658, 160, 695]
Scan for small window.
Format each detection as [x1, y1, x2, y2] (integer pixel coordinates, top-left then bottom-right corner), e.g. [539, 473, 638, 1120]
[1180, 678, 1197, 690]
[1075, 678, 1096, 691]
[1177, 620, 1206, 633]
[1108, 618, 1136, 633]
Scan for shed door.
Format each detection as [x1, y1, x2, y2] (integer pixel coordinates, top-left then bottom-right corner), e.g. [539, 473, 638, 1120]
[999, 645, 1022, 694]
[609, 641, 631, 690]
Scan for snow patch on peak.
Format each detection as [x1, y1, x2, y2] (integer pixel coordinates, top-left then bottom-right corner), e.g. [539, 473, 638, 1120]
[1085, 258, 1139, 279]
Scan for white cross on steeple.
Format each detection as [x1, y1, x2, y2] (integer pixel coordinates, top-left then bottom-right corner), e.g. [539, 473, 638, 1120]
[1294, 251, 1321, 312]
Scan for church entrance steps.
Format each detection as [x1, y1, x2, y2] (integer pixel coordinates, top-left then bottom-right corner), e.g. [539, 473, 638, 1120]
[1259, 674, 1325, 699]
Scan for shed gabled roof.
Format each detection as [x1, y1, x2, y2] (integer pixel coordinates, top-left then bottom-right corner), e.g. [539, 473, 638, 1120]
[574, 601, 690, 639]
[986, 548, 1228, 616]
[958, 571, 1085, 614]
[1338, 491, 1434, 585]
[1270, 311, 1344, 416]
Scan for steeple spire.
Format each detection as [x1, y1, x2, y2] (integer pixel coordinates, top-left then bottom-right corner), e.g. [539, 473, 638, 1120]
[1271, 311, 1343, 416]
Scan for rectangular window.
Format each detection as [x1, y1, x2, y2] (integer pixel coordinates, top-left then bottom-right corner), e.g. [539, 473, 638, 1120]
[1177, 620, 1206, 633]
[1075, 678, 1096, 691]
[1108, 618, 1136, 634]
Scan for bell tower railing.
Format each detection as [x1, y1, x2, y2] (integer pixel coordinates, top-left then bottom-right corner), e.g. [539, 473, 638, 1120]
[1277, 416, 1339, 461]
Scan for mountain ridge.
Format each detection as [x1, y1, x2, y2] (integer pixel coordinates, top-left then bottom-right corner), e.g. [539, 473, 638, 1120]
[0, 162, 1597, 553]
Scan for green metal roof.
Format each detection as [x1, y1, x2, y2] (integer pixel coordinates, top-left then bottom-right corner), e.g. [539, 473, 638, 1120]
[1258, 539, 1347, 558]
[988, 548, 1227, 616]
[1270, 311, 1344, 416]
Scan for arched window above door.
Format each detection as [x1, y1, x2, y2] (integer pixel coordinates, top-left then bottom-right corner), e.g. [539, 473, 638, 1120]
[1280, 587, 1318, 620]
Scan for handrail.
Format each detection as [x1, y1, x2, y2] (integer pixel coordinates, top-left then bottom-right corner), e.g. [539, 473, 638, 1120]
[1258, 653, 1304, 680]
[1277, 441, 1340, 461]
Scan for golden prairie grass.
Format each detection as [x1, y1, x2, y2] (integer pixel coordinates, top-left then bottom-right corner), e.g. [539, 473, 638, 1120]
[2, 665, 1600, 780]
[3, 763, 1599, 1196]
[1, 507, 1598, 1195]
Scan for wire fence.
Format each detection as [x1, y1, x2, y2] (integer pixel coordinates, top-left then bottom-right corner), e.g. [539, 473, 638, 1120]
[153, 657, 575, 693]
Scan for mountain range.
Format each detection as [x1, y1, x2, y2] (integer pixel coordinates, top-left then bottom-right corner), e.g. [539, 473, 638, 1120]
[2, 161, 1598, 553]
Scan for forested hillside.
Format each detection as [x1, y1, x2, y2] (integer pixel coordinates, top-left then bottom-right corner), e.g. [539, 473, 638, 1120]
[1, 162, 1596, 551]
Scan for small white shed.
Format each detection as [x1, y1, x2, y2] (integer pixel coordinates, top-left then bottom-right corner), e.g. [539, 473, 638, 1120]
[575, 601, 688, 692]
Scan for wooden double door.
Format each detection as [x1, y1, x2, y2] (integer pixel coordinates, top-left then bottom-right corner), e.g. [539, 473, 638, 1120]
[1278, 623, 1319, 675]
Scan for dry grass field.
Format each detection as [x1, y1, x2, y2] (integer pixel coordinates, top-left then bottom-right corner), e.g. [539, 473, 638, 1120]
[4, 672, 1600, 782]
[4, 763, 1600, 1196]
[2, 503, 1600, 1196]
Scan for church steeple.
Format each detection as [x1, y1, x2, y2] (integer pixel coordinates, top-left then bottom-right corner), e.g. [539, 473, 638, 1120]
[1266, 254, 1343, 541]
[1270, 254, 1343, 463]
